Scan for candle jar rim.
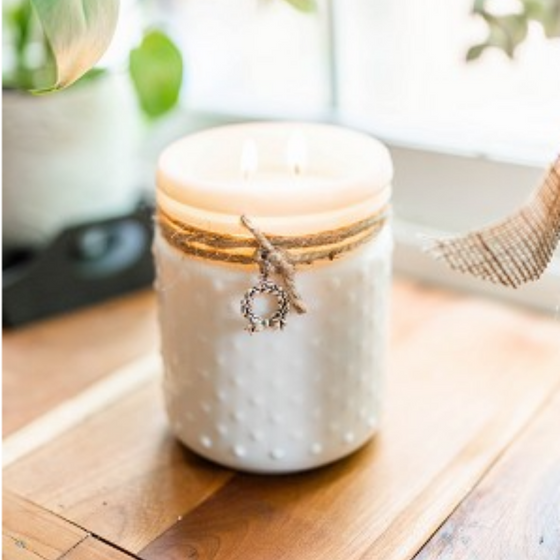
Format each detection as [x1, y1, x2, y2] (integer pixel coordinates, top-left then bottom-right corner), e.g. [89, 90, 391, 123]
[157, 122, 392, 236]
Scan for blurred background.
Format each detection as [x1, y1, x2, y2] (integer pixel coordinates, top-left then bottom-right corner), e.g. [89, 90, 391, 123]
[3, 0, 560, 323]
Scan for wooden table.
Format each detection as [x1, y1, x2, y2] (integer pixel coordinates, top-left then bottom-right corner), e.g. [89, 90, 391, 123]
[3, 278, 560, 560]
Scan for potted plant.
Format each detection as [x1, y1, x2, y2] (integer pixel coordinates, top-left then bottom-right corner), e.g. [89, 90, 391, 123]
[2, 0, 184, 250]
[3, 0, 316, 250]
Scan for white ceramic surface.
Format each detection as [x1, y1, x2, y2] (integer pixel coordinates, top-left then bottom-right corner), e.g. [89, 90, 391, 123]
[154, 226, 392, 473]
[3, 75, 141, 247]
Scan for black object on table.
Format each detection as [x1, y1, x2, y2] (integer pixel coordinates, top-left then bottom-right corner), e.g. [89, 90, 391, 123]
[3, 203, 154, 328]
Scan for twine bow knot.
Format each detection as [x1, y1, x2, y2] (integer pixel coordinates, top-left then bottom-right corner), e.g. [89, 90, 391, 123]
[240, 215, 307, 314]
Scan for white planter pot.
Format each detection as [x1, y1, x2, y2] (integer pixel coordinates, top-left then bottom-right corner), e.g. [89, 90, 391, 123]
[3, 75, 141, 248]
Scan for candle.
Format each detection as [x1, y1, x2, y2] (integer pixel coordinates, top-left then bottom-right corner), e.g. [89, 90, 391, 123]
[155, 122, 393, 473]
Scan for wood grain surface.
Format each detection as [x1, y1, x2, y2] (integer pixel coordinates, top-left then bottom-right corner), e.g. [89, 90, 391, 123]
[3, 491, 87, 559]
[3, 536, 42, 560]
[3, 380, 234, 553]
[139, 295, 560, 560]
[3, 354, 160, 468]
[2, 492, 141, 560]
[415, 387, 560, 560]
[3, 291, 157, 436]
[62, 536, 140, 560]
[3, 279, 560, 560]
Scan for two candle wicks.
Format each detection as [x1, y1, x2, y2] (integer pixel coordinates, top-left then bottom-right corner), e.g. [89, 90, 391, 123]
[241, 132, 307, 180]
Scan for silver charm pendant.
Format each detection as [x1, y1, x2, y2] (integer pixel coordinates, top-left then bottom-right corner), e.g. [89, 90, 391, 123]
[240, 277, 290, 333]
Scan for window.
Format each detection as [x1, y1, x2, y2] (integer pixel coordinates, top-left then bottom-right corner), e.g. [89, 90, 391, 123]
[335, 0, 560, 161]
[173, 0, 330, 117]
[157, 0, 560, 310]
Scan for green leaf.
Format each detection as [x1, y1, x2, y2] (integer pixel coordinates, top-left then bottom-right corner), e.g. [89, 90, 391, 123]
[491, 14, 529, 57]
[3, 2, 36, 88]
[466, 44, 487, 61]
[522, 0, 547, 19]
[7, 2, 34, 56]
[472, 0, 487, 14]
[283, 0, 317, 13]
[129, 30, 183, 119]
[541, 0, 560, 37]
[468, 0, 560, 62]
[30, 0, 119, 92]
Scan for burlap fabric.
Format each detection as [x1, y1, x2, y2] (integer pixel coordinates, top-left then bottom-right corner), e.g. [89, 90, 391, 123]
[427, 156, 560, 288]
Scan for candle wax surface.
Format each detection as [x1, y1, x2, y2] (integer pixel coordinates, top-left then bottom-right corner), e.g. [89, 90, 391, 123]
[157, 122, 392, 232]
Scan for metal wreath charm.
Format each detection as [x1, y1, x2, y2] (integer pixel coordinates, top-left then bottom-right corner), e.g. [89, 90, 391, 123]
[240, 277, 290, 333]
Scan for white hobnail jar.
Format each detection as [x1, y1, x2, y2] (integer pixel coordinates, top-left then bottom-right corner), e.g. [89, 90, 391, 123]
[154, 123, 393, 473]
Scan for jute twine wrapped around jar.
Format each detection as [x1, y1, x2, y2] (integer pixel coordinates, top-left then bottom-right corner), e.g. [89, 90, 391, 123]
[427, 156, 560, 288]
[157, 205, 390, 332]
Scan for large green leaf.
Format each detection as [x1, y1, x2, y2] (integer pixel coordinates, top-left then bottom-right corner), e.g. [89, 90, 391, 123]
[30, 0, 119, 92]
[129, 30, 183, 119]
